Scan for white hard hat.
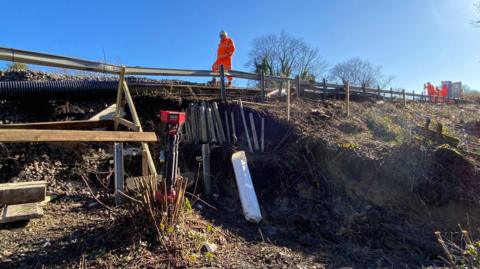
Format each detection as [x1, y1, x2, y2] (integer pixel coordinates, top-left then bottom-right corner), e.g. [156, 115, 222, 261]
[219, 30, 227, 36]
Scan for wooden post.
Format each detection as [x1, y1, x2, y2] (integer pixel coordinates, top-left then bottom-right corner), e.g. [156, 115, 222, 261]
[412, 91, 415, 102]
[261, 117, 265, 153]
[142, 149, 149, 176]
[202, 144, 211, 198]
[362, 83, 366, 101]
[286, 80, 291, 121]
[402, 89, 406, 107]
[230, 111, 237, 144]
[322, 78, 327, 101]
[220, 64, 226, 102]
[296, 75, 301, 98]
[278, 81, 283, 96]
[345, 81, 350, 117]
[260, 71, 266, 102]
[224, 111, 231, 144]
[249, 113, 260, 151]
[390, 87, 393, 100]
[239, 100, 253, 152]
[122, 80, 157, 176]
[114, 66, 126, 130]
[114, 143, 124, 205]
[377, 86, 381, 100]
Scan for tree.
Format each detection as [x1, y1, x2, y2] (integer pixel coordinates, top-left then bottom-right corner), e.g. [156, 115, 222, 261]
[5, 62, 29, 72]
[473, 1, 480, 26]
[247, 31, 328, 80]
[328, 57, 393, 88]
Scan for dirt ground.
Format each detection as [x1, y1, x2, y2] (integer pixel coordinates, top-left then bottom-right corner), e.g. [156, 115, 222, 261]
[1, 75, 480, 268]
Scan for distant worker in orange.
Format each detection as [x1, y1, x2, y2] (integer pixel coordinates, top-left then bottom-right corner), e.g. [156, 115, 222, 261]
[210, 30, 235, 87]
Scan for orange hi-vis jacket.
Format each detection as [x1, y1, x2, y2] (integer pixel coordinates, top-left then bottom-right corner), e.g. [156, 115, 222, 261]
[213, 37, 235, 73]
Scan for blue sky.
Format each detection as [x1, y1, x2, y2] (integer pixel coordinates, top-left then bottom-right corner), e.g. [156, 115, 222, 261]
[1, 0, 479, 91]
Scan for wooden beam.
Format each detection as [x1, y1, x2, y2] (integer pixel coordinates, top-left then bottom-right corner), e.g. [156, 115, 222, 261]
[114, 66, 126, 130]
[118, 118, 139, 131]
[0, 120, 113, 130]
[122, 81, 157, 176]
[1, 203, 43, 223]
[0, 129, 157, 143]
[0, 181, 46, 205]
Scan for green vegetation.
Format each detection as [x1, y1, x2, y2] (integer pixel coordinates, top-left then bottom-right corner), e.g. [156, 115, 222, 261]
[365, 113, 405, 142]
[5, 62, 30, 72]
[436, 230, 480, 268]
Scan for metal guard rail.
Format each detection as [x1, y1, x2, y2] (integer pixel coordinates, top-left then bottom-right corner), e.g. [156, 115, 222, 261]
[0, 46, 464, 102]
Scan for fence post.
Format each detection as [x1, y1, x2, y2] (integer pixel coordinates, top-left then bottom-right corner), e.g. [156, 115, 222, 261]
[287, 80, 291, 121]
[345, 81, 350, 117]
[412, 91, 415, 102]
[377, 86, 381, 100]
[362, 83, 366, 101]
[323, 78, 327, 101]
[114, 142, 124, 206]
[260, 71, 266, 102]
[220, 64, 226, 102]
[402, 89, 406, 107]
[390, 87, 393, 100]
[296, 75, 301, 98]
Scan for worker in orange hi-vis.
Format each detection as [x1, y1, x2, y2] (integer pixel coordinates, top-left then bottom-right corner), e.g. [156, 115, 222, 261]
[210, 30, 235, 87]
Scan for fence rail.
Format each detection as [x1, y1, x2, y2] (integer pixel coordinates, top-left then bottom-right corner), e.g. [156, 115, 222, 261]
[0, 46, 465, 103]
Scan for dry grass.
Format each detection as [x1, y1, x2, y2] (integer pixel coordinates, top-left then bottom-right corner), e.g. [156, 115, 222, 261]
[464, 91, 480, 103]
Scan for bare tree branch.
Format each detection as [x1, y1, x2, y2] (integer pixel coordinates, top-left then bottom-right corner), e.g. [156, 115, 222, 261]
[247, 31, 328, 80]
[329, 57, 393, 88]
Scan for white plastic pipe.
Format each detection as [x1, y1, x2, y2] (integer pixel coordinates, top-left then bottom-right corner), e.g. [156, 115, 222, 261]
[231, 151, 262, 223]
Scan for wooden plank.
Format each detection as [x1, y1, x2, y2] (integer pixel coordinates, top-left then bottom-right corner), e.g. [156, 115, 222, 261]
[1, 203, 43, 223]
[118, 118, 139, 131]
[0, 120, 113, 130]
[90, 104, 125, 121]
[0, 181, 46, 205]
[0, 129, 157, 142]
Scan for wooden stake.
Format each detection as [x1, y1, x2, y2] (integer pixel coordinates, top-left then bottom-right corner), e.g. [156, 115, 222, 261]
[231, 111, 237, 144]
[239, 100, 253, 152]
[142, 149, 149, 176]
[212, 102, 226, 142]
[286, 80, 291, 121]
[296, 75, 301, 98]
[322, 78, 327, 100]
[402, 89, 406, 107]
[260, 71, 266, 102]
[249, 113, 260, 151]
[224, 110, 231, 143]
[345, 81, 350, 117]
[261, 117, 265, 153]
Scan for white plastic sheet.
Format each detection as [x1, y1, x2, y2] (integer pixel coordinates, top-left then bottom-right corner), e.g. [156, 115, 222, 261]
[231, 151, 262, 223]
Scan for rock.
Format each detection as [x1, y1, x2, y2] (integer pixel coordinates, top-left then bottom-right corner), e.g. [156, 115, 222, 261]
[203, 242, 218, 253]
